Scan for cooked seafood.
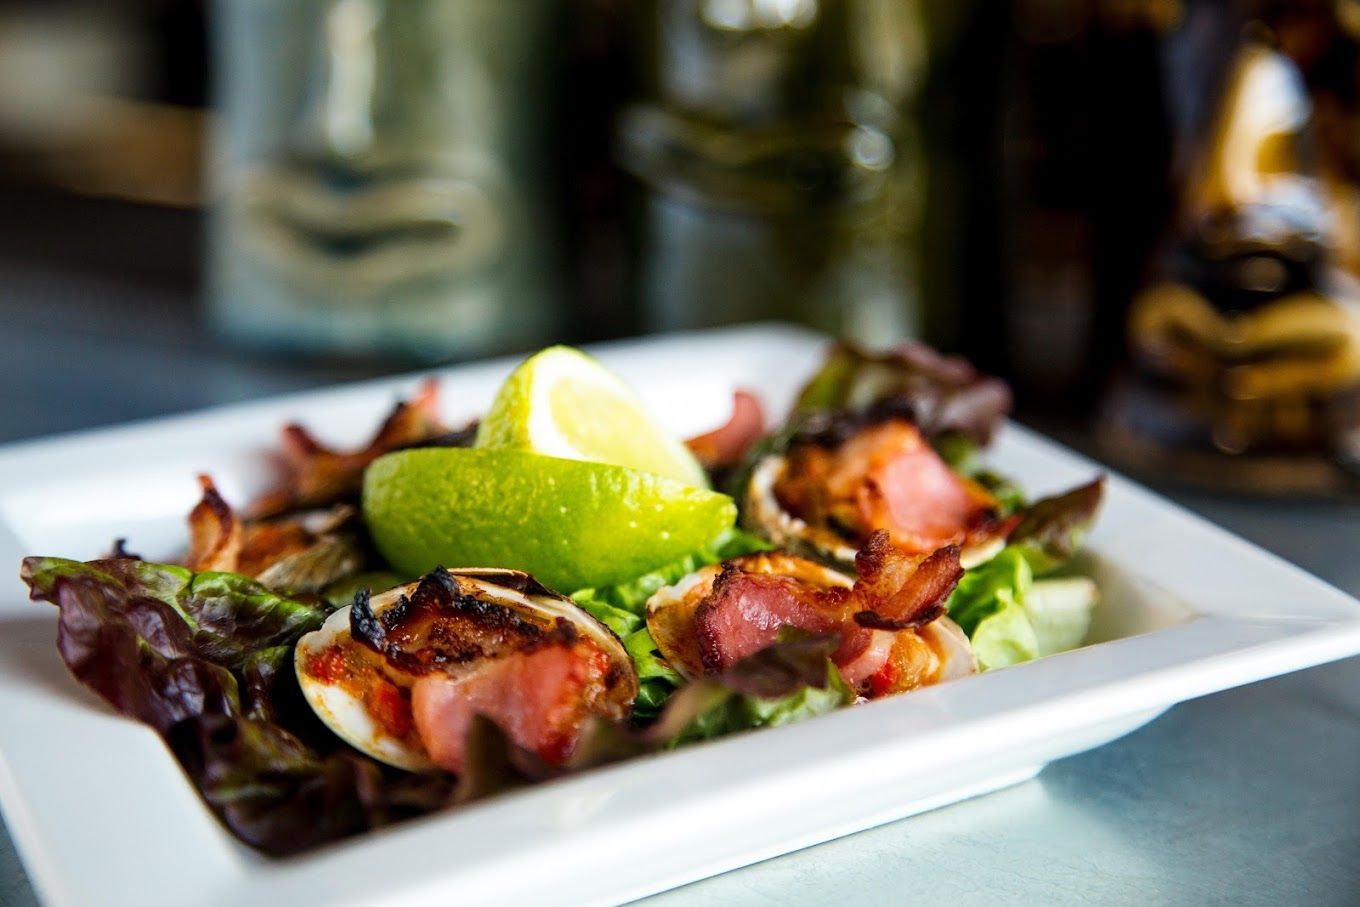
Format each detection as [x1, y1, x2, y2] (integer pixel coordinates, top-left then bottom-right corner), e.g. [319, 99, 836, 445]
[646, 533, 975, 698]
[745, 419, 1015, 569]
[295, 568, 638, 773]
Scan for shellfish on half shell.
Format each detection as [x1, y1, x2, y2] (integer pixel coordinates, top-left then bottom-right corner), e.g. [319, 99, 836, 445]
[295, 568, 637, 771]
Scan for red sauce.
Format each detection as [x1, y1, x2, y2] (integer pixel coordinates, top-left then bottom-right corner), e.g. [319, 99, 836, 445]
[366, 681, 414, 739]
[305, 645, 349, 685]
[866, 658, 897, 699]
[305, 642, 417, 745]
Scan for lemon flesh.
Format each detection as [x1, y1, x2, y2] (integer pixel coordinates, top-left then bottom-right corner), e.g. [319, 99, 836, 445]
[476, 345, 709, 488]
[363, 448, 736, 593]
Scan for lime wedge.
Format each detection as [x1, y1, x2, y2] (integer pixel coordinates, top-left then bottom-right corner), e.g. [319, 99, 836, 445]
[363, 448, 736, 593]
[476, 345, 709, 487]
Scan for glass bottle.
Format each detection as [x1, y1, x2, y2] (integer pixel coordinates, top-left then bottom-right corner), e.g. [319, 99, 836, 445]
[617, 0, 928, 348]
[207, 0, 561, 361]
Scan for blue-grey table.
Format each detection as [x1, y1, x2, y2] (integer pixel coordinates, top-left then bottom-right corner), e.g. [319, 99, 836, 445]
[2, 281, 1358, 905]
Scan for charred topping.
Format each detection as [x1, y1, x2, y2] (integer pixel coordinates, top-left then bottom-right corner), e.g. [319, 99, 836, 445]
[853, 536, 964, 628]
[350, 587, 385, 652]
[349, 568, 587, 676]
[448, 568, 560, 599]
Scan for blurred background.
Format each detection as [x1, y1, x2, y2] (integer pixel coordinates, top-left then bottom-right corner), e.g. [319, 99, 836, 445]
[1, 0, 1360, 495]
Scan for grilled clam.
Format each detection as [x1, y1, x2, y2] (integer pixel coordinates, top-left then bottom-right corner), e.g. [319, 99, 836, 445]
[645, 546, 976, 697]
[295, 568, 637, 772]
[742, 419, 1011, 572]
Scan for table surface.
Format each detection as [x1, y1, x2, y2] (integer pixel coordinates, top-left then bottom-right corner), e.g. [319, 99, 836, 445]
[2, 279, 1359, 906]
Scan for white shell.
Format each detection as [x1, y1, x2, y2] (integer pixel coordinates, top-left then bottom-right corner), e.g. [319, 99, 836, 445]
[745, 455, 859, 563]
[920, 616, 978, 681]
[295, 604, 435, 771]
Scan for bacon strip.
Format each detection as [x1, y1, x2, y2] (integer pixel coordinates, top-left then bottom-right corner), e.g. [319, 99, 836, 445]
[851, 534, 964, 630]
[776, 420, 1014, 556]
[688, 538, 965, 693]
[686, 390, 766, 471]
[694, 569, 837, 674]
[186, 475, 242, 572]
[249, 378, 450, 518]
[184, 474, 359, 589]
[412, 640, 612, 774]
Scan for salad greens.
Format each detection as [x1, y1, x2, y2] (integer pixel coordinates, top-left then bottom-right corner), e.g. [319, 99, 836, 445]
[943, 479, 1105, 670]
[23, 557, 331, 672]
[792, 341, 1012, 445]
[19, 556, 454, 854]
[660, 631, 852, 746]
[572, 528, 771, 719]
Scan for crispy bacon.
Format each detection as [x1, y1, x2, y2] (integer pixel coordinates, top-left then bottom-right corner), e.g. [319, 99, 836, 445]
[776, 420, 1014, 556]
[851, 534, 964, 630]
[349, 572, 553, 677]
[686, 390, 766, 471]
[184, 474, 360, 590]
[249, 378, 455, 518]
[186, 475, 243, 572]
[685, 538, 965, 694]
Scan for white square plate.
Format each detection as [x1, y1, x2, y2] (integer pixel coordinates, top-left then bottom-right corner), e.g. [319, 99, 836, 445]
[3, 324, 1359, 907]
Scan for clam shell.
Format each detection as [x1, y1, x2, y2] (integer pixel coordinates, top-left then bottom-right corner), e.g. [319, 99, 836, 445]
[743, 454, 1005, 571]
[296, 568, 637, 771]
[645, 553, 853, 680]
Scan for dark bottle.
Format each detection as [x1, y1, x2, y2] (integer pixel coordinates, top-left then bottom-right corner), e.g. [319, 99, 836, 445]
[930, 0, 1174, 412]
[615, 0, 928, 347]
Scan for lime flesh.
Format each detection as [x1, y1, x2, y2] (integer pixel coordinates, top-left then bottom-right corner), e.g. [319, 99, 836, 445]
[363, 448, 736, 593]
[476, 345, 709, 487]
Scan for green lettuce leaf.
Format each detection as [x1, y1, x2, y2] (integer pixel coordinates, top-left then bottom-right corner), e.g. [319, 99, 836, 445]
[946, 542, 1099, 670]
[1025, 577, 1099, 657]
[948, 547, 1039, 670]
[969, 592, 1041, 671]
[571, 528, 771, 718]
[22, 557, 329, 671]
[662, 631, 853, 747]
[623, 626, 683, 719]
